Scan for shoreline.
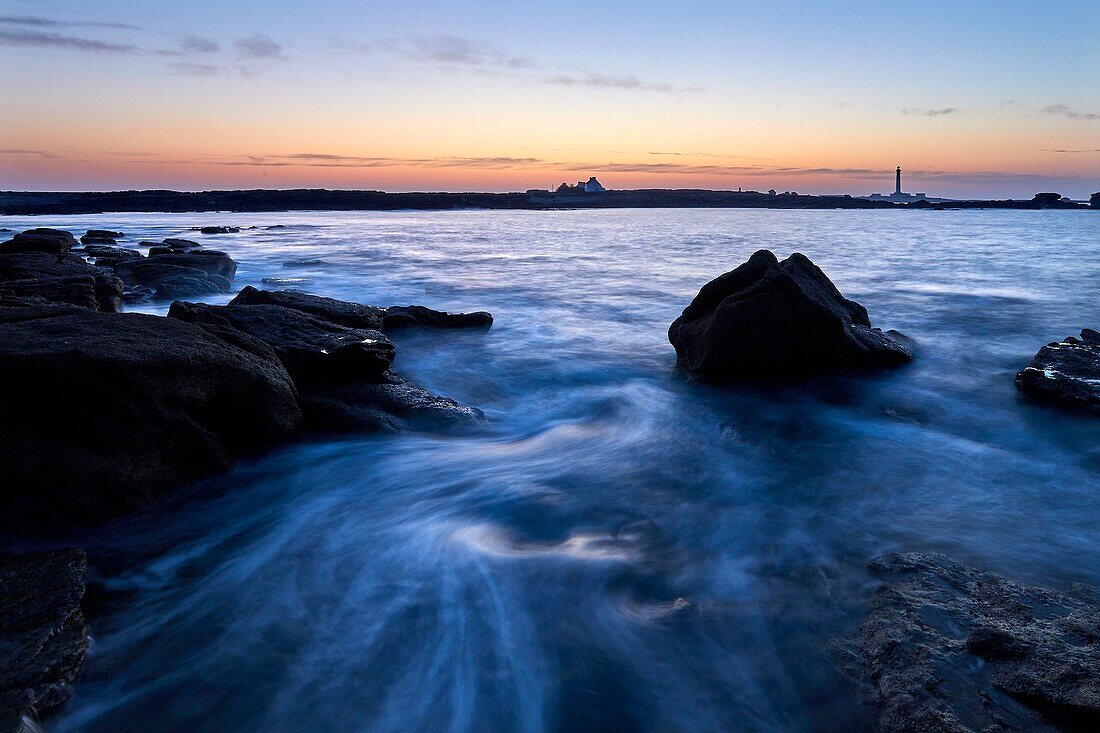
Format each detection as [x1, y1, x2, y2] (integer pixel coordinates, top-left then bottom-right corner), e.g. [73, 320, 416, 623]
[2, 188, 1095, 216]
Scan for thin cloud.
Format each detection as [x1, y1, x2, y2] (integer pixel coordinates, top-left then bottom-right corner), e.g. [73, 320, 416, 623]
[900, 107, 960, 117]
[544, 73, 679, 93]
[235, 34, 286, 60]
[0, 28, 137, 53]
[0, 148, 60, 159]
[180, 35, 219, 53]
[379, 34, 535, 69]
[1042, 104, 1100, 121]
[1041, 148, 1100, 153]
[0, 15, 139, 30]
[170, 62, 221, 77]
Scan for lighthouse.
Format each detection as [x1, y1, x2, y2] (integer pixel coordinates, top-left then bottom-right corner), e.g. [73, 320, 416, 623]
[894, 165, 902, 195]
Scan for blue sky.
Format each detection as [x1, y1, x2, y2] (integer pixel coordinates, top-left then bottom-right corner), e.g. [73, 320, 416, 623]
[2, 0, 1098, 196]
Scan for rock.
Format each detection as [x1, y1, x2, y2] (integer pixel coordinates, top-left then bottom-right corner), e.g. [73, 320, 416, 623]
[261, 277, 313, 286]
[282, 259, 323, 267]
[382, 305, 494, 330]
[80, 242, 141, 259]
[195, 226, 239, 234]
[302, 372, 487, 433]
[84, 229, 123, 240]
[0, 306, 302, 522]
[229, 286, 386, 330]
[0, 549, 88, 732]
[1090, 193, 1099, 209]
[0, 229, 76, 255]
[161, 238, 202, 251]
[111, 252, 237, 299]
[0, 252, 123, 312]
[1016, 330, 1100, 413]
[168, 301, 395, 388]
[668, 250, 911, 380]
[228, 286, 494, 333]
[837, 552, 1100, 732]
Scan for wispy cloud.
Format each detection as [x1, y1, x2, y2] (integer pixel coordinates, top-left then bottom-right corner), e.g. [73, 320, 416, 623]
[377, 34, 535, 69]
[1042, 104, 1100, 121]
[1041, 148, 1100, 153]
[235, 34, 286, 60]
[0, 28, 137, 53]
[180, 35, 219, 54]
[0, 15, 139, 30]
[543, 73, 691, 93]
[900, 107, 960, 117]
[0, 148, 60, 159]
[170, 62, 221, 77]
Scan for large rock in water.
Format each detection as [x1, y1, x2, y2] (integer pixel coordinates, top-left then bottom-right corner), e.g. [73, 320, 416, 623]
[836, 553, 1100, 732]
[0, 549, 88, 732]
[168, 301, 395, 387]
[0, 306, 302, 523]
[0, 252, 122, 312]
[111, 251, 237, 299]
[302, 373, 486, 433]
[668, 250, 911, 379]
[1016, 330, 1100, 413]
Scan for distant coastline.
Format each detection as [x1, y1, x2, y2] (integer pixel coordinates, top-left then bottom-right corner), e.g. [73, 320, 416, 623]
[0, 188, 1095, 216]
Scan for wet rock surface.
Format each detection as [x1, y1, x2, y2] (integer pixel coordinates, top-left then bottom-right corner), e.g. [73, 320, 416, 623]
[0, 549, 88, 733]
[837, 552, 1100, 732]
[0, 306, 302, 523]
[0, 229, 76, 255]
[0, 251, 123, 312]
[169, 301, 395, 387]
[1016, 330, 1100, 413]
[669, 249, 911, 380]
[111, 251, 237, 300]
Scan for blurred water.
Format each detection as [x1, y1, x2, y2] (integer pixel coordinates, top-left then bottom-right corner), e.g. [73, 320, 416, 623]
[4, 208, 1100, 732]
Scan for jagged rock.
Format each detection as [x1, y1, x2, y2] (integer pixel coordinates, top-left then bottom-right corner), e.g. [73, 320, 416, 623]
[1016, 330, 1100, 413]
[0, 549, 88, 732]
[668, 250, 911, 379]
[0, 252, 122, 312]
[229, 286, 386, 330]
[195, 226, 240, 234]
[836, 552, 1100, 732]
[0, 229, 76, 255]
[302, 372, 487, 433]
[168, 301, 395, 387]
[0, 306, 302, 522]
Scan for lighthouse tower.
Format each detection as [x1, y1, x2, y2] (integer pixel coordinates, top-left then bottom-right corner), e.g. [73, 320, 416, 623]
[894, 165, 903, 195]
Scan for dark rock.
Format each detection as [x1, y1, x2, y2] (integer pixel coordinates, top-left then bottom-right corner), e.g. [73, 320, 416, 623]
[81, 244, 141, 260]
[168, 301, 395, 387]
[0, 549, 88, 732]
[302, 372, 487, 433]
[1090, 193, 1099, 209]
[0, 229, 76, 255]
[1016, 331, 1100, 413]
[261, 277, 313, 287]
[282, 259, 323, 268]
[1033, 192, 1064, 206]
[0, 306, 302, 522]
[111, 252, 237, 299]
[668, 250, 911, 380]
[0, 252, 123, 312]
[84, 229, 123, 239]
[382, 304, 494, 330]
[229, 285, 386, 330]
[161, 238, 202, 251]
[837, 552, 1100, 732]
[195, 226, 240, 234]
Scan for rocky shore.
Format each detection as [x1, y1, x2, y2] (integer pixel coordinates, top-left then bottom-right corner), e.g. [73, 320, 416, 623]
[0, 226, 493, 729]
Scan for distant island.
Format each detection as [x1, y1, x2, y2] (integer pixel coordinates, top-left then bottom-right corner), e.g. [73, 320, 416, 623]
[1, 188, 1096, 216]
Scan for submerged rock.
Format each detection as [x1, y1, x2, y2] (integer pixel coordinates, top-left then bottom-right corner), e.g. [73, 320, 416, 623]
[382, 304, 494, 330]
[282, 258, 323, 268]
[0, 306, 302, 522]
[0, 549, 88, 732]
[0, 229, 76, 255]
[668, 250, 910, 380]
[83, 229, 123, 240]
[80, 244, 141, 261]
[195, 226, 240, 234]
[837, 552, 1100, 732]
[1016, 330, 1100, 413]
[168, 301, 395, 387]
[111, 251, 237, 299]
[161, 238, 202, 251]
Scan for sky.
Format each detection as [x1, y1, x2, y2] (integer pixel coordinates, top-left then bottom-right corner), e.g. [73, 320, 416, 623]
[1, 0, 1098, 198]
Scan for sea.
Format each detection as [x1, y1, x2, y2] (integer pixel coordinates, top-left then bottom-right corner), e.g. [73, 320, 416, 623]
[4, 208, 1099, 732]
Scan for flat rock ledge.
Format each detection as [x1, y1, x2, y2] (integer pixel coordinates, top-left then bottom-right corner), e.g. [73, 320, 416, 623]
[1016, 329, 1100, 413]
[835, 552, 1100, 732]
[0, 549, 89, 733]
[669, 249, 911, 380]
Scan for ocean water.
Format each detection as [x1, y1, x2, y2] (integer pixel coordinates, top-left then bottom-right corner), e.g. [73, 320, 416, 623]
[5, 208, 1100, 732]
